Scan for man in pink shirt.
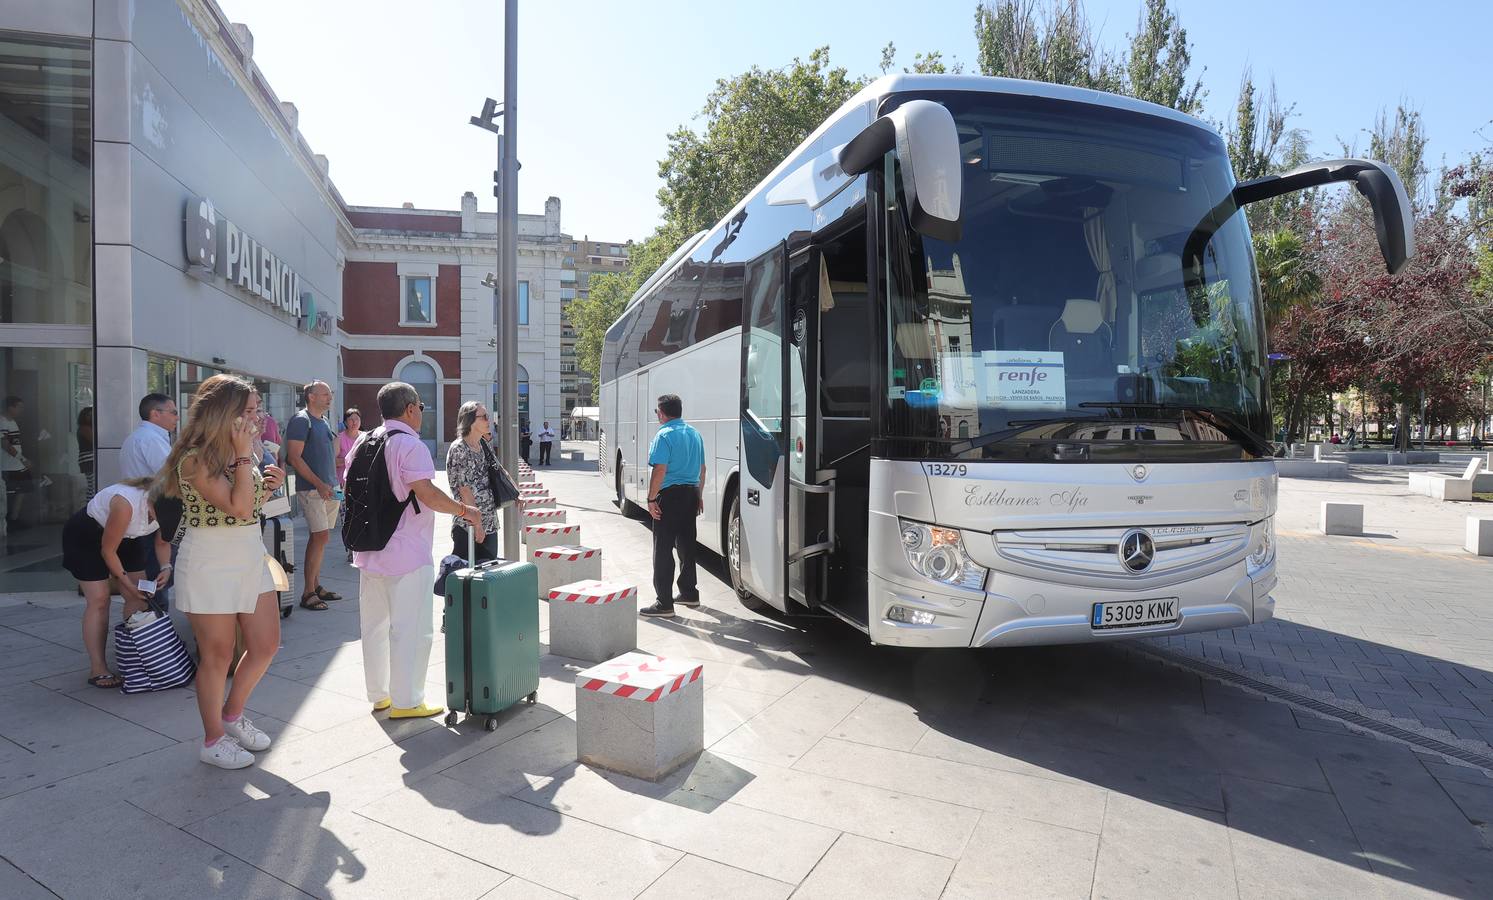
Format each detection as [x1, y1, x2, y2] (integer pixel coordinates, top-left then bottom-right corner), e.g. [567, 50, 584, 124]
[347, 382, 479, 718]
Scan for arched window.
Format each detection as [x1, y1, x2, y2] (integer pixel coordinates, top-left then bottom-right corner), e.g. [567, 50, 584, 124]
[492, 363, 530, 430]
[399, 359, 438, 455]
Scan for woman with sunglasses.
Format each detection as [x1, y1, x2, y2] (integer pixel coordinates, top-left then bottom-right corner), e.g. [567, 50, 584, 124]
[446, 401, 501, 561]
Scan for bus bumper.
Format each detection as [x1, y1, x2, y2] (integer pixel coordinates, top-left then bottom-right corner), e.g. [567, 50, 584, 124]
[866, 560, 1274, 649]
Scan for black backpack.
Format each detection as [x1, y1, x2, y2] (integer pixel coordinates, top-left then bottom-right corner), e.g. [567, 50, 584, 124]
[341, 429, 421, 552]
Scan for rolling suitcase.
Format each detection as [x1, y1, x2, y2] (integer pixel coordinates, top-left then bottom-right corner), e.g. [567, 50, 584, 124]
[261, 513, 296, 619]
[443, 534, 540, 731]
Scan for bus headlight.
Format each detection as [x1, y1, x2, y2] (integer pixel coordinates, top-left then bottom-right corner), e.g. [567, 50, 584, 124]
[899, 520, 987, 591]
[1247, 517, 1276, 575]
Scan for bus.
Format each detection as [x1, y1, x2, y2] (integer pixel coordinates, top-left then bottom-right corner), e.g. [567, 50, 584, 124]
[599, 74, 1412, 649]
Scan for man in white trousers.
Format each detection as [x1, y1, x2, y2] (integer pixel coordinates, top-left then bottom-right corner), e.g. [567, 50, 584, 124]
[347, 382, 479, 718]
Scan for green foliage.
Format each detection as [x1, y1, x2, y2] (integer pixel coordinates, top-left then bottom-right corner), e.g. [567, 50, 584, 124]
[1225, 70, 1309, 232]
[1125, 0, 1205, 114]
[575, 48, 867, 381]
[1253, 228, 1319, 332]
[881, 42, 964, 75]
[1366, 105, 1428, 207]
[973, 0, 1123, 91]
[655, 47, 865, 238]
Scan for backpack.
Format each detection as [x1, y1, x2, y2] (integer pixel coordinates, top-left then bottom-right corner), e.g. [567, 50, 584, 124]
[341, 429, 421, 552]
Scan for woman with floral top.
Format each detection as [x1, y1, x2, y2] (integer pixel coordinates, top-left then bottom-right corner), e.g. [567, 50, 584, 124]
[446, 401, 503, 561]
[160, 375, 286, 770]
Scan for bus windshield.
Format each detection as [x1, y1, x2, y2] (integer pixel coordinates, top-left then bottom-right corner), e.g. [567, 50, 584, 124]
[882, 93, 1269, 461]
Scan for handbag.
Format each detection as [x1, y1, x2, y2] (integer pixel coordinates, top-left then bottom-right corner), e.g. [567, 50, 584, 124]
[114, 593, 196, 694]
[481, 438, 521, 506]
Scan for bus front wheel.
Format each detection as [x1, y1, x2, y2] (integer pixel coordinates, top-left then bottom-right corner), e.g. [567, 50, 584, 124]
[726, 493, 769, 611]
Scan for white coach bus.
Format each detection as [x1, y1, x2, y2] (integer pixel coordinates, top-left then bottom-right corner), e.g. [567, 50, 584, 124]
[599, 74, 1412, 648]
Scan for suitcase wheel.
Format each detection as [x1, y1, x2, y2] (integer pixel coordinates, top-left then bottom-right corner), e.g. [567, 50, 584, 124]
[280, 606, 292, 619]
[444, 711, 458, 727]
[484, 716, 498, 732]
[526, 691, 537, 705]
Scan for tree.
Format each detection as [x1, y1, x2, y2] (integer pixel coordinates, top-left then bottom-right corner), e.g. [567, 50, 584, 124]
[655, 47, 865, 238]
[973, 0, 1123, 91]
[1225, 69, 1311, 226]
[1125, 0, 1205, 114]
[881, 42, 963, 75]
[1254, 227, 1319, 334]
[574, 48, 867, 380]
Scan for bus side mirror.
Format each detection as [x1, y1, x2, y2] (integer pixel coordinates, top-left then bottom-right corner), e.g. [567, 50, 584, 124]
[839, 100, 963, 242]
[1233, 158, 1415, 274]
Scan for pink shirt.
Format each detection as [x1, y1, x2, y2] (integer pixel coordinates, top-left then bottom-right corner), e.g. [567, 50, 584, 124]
[335, 430, 359, 484]
[348, 420, 435, 577]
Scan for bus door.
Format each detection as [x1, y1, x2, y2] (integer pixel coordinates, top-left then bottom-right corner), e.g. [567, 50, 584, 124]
[739, 243, 835, 612]
[786, 249, 834, 607]
[633, 369, 650, 500]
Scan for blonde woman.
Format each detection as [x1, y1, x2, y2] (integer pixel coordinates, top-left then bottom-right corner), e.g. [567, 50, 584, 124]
[160, 375, 286, 769]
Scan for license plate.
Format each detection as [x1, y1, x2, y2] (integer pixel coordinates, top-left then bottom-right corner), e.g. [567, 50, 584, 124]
[1091, 598, 1178, 630]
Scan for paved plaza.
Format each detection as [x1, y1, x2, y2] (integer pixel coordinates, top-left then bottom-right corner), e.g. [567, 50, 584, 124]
[2, 445, 1492, 898]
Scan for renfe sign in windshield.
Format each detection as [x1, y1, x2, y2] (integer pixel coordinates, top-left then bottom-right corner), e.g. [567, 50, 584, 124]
[183, 195, 303, 317]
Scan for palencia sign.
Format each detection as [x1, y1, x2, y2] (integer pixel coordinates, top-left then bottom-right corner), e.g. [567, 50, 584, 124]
[183, 195, 309, 321]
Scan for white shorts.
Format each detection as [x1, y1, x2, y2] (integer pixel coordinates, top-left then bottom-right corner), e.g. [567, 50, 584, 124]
[299, 492, 341, 533]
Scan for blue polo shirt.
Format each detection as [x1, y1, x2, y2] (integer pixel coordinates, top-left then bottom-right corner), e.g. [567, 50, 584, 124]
[648, 418, 704, 489]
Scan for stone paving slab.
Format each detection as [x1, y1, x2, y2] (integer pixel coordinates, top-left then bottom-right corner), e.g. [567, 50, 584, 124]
[2, 445, 1492, 898]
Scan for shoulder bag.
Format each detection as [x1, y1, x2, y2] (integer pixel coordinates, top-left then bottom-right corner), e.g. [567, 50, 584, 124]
[480, 438, 521, 506]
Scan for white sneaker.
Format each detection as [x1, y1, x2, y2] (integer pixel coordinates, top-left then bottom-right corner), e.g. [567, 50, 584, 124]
[200, 736, 255, 769]
[221, 714, 271, 751]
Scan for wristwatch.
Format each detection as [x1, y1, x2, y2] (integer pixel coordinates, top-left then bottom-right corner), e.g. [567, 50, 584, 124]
[648, 496, 659, 503]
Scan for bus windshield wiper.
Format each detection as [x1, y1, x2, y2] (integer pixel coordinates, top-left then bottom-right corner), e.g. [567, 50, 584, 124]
[945, 414, 1107, 455]
[1075, 402, 1272, 457]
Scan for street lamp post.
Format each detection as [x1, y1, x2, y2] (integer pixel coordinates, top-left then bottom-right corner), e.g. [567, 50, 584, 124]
[469, 0, 521, 561]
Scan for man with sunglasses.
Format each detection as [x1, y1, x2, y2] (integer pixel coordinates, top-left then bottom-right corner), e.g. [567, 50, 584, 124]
[639, 394, 705, 618]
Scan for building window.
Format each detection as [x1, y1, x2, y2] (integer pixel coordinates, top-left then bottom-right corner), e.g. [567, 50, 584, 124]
[561, 269, 576, 283]
[398, 359, 439, 455]
[402, 275, 434, 325]
[0, 34, 92, 328]
[518, 281, 529, 325]
[560, 287, 575, 301]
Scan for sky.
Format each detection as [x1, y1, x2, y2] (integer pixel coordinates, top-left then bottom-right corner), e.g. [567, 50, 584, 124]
[215, 0, 1488, 242]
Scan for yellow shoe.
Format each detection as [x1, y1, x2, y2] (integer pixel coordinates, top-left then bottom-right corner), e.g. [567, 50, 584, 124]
[372, 698, 392, 712]
[388, 703, 444, 719]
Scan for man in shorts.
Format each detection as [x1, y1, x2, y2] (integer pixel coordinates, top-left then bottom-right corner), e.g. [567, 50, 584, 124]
[286, 380, 340, 610]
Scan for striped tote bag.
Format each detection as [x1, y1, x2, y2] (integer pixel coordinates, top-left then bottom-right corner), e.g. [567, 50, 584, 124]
[114, 598, 196, 694]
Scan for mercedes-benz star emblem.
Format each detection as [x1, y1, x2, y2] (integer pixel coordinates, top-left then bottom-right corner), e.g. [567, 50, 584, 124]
[1131, 464, 1148, 482]
[1119, 529, 1155, 573]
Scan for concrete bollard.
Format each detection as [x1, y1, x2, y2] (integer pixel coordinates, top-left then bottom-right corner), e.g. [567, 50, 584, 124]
[1320, 501, 1364, 536]
[1467, 517, 1493, 556]
[531, 544, 602, 600]
[521, 508, 567, 528]
[519, 484, 548, 495]
[518, 494, 557, 511]
[1313, 445, 1324, 461]
[518, 470, 536, 484]
[522, 521, 581, 549]
[575, 652, 704, 781]
[548, 580, 638, 663]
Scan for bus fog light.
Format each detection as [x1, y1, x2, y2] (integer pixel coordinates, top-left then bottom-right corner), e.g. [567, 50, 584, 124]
[887, 605, 937, 626]
[1247, 517, 1276, 575]
[897, 519, 988, 591]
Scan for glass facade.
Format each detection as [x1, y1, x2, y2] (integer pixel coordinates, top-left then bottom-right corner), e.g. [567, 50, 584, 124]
[0, 33, 94, 592]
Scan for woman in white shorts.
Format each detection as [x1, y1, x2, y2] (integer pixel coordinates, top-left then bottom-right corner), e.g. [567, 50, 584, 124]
[160, 375, 286, 769]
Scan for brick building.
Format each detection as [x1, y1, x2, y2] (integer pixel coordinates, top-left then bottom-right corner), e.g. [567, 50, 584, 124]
[338, 193, 569, 458]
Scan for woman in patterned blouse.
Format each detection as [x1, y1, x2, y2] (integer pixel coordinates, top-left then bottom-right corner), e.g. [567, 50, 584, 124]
[446, 401, 501, 561]
[159, 375, 287, 770]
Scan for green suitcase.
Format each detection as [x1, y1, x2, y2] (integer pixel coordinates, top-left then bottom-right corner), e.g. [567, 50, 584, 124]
[443, 553, 541, 731]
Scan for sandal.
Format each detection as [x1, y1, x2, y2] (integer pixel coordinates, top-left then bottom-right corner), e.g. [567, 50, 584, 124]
[87, 673, 122, 689]
[314, 585, 343, 603]
[299, 592, 329, 611]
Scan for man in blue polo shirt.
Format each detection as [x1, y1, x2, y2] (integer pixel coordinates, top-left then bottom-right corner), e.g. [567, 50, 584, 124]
[640, 393, 706, 618]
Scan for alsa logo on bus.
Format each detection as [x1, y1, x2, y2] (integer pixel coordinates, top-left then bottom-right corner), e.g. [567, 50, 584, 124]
[183, 195, 303, 318]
